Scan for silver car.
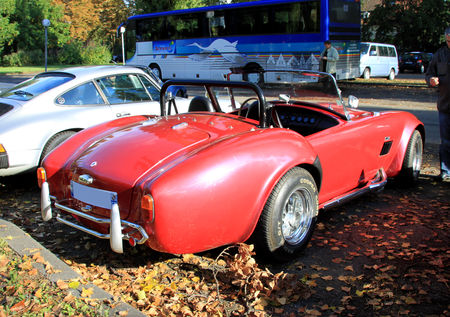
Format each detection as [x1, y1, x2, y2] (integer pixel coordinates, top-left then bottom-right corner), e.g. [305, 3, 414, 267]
[0, 65, 184, 177]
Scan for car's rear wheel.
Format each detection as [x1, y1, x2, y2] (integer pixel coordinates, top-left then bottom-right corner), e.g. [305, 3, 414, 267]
[40, 131, 76, 164]
[388, 68, 395, 80]
[397, 130, 423, 185]
[363, 67, 371, 80]
[254, 167, 318, 262]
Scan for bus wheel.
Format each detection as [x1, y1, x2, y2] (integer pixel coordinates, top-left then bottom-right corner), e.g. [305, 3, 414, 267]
[363, 67, 371, 80]
[243, 63, 264, 84]
[149, 64, 162, 79]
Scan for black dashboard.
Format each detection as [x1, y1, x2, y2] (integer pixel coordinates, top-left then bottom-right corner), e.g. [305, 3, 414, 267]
[274, 105, 339, 136]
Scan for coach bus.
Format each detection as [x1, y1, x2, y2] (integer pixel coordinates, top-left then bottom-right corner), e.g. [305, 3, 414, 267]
[119, 0, 360, 82]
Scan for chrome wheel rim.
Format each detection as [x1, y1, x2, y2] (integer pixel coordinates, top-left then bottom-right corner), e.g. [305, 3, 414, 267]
[412, 136, 423, 174]
[281, 188, 314, 245]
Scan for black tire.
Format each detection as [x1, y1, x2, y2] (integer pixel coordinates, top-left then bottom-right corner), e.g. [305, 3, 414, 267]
[254, 167, 318, 262]
[388, 68, 395, 80]
[242, 63, 264, 84]
[396, 130, 423, 186]
[40, 131, 76, 164]
[363, 67, 370, 80]
[149, 63, 162, 80]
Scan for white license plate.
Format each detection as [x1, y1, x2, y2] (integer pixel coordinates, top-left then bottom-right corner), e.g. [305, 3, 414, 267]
[71, 181, 118, 209]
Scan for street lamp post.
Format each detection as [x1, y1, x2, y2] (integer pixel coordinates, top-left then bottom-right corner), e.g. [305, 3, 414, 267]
[42, 19, 51, 72]
[120, 26, 126, 65]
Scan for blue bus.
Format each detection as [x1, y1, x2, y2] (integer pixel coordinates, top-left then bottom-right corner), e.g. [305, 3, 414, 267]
[120, 0, 360, 82]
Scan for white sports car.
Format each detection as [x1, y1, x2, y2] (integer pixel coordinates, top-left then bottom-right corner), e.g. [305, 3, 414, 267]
[0, 65, 188, 176]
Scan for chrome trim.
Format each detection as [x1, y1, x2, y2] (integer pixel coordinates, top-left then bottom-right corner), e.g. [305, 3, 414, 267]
[54, 200, 149, 245]
[321, 168, 387, 210]
[40, 181, 149, 254]
[78, 174, 93, 185]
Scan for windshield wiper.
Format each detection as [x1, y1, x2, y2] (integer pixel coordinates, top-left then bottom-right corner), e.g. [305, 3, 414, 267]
[13, 90, 34, 97]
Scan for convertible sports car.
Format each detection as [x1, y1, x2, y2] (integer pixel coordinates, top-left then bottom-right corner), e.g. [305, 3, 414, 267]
[38, 70, 424, 261]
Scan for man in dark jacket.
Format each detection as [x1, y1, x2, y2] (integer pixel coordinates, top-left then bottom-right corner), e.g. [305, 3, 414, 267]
[426, 27, 450, 181]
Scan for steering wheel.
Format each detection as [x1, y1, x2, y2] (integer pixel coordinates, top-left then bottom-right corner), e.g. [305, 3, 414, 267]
[241, 97, 259, 118]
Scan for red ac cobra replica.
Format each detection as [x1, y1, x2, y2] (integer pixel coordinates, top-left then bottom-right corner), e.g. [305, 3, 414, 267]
[38, 71, 424, 261]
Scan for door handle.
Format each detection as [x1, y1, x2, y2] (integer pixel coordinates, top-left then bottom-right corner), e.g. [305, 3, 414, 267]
[116, 112, 131, 117]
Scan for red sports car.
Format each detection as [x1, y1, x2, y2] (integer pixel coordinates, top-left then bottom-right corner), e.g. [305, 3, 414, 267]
[38, 70, 424, 261]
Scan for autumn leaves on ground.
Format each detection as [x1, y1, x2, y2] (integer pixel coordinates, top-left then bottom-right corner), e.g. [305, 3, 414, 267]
[0, 144, 449, 316]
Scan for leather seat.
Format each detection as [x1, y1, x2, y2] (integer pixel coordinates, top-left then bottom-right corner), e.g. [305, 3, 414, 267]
[188, 96, 214, 112]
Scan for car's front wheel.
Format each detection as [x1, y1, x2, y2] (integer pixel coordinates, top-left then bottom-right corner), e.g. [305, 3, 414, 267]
[254, 167, 318, 262]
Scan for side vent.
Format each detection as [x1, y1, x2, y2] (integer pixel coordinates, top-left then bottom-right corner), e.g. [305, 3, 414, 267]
[380, 141, 393, 156]
[0, 103, 14, 117]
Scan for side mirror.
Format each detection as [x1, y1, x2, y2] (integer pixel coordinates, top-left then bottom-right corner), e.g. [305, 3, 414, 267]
[348, 95, 359, 109]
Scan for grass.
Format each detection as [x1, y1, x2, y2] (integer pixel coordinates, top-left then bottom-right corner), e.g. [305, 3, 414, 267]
[0, 238, 108, 316]
[0, 65, 80, 75]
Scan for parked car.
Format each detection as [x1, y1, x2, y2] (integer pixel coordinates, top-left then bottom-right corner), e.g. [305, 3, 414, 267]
[0, 65, 189, 177]
[38, 70, 424, 261]
[360, 42, 399, 80]
[399, 52, 432, 73]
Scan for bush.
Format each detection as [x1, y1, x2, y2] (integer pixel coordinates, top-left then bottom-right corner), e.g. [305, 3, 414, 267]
[80, 43, 112, 65]
[2, 49, 44, 66]
[58, 41, 111, 65]
[58, 41, 83, 65]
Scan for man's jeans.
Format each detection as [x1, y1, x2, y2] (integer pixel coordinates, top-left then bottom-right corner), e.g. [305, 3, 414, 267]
[439, 111, 450, 176]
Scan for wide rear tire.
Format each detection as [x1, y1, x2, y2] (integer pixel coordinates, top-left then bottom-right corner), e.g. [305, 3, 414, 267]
[254, 167, 318, 262]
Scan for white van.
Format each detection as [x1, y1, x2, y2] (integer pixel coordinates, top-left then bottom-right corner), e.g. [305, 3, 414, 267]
[360, 42, 398, 80]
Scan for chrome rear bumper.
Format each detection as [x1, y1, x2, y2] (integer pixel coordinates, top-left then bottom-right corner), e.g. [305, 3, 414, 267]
[41, 181, 149, 254]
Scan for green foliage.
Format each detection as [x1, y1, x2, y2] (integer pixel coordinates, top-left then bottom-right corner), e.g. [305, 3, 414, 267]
[0, 0, 19, 56]
[11, 0, 70, 51]
[58, 41, 83, 65]
[362, 0, 450, 52]
[58, 40, 111, 65]
[3, 49, 44, 66]
[80, 42, 112, 65]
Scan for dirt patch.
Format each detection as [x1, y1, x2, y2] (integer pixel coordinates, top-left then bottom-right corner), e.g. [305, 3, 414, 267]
[339, 82, 437, 109]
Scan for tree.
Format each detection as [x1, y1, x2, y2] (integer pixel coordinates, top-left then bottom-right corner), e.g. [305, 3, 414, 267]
[11, 0, 70, 51]
[52, 0, 99, 43]
[362, 0, 450, 53]
[0, 0, 18, 56]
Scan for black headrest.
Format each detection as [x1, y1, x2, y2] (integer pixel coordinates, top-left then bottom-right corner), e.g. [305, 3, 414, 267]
[188, 96, 214, 112]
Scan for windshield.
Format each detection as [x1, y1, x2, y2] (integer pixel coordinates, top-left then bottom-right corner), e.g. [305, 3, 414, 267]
[360, 43, 370, 55]
[0, 72, 74, 101]
[161, 70, 346, 126]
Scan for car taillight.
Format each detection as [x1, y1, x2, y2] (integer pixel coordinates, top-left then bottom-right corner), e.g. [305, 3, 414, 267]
[418, 59, 422, 63]
[37, 167, 47, 188]
[141, 194, 155, 223]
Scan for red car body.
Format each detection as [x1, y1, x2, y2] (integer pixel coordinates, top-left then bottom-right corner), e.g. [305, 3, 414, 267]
[39, 71, 424, 261]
